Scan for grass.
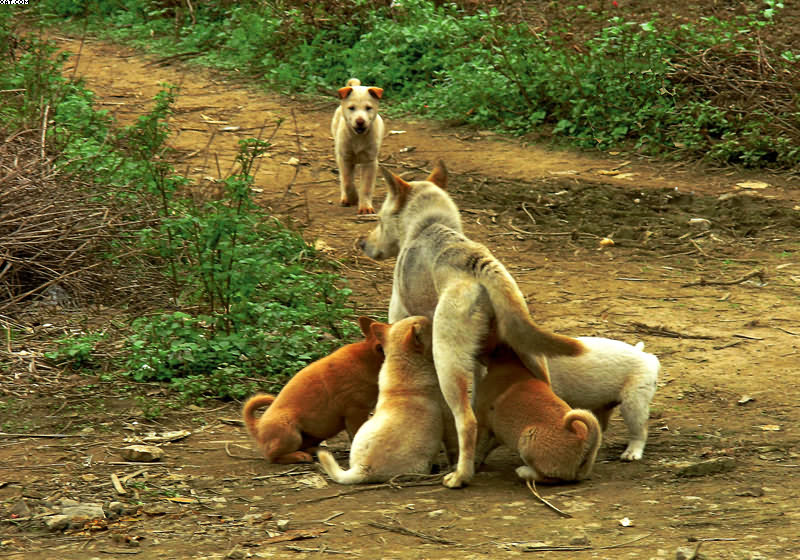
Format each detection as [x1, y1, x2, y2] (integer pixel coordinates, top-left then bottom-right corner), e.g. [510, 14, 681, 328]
[23, 0, 800, 170]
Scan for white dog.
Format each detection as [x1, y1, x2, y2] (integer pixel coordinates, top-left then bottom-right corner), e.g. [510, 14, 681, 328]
[317, 316, 452, 484]
[548, 337, 660, 461]
[331, 78, 384, 214]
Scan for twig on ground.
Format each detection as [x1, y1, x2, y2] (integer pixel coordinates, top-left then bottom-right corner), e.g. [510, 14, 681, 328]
[368, 521, 457, 546]
[525, 479, 573, 518]
[624, 321, 716, 340]
[682, 269, 764, 288]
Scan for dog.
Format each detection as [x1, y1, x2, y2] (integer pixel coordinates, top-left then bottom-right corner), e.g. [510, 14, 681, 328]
[331, 78, 384, 214]
[318, 316, 452, 484]
[547, 337, 660, 461]
[475, 345, 602, 483]
[242, 316, 384, 464]
[359, 160, 585, 488]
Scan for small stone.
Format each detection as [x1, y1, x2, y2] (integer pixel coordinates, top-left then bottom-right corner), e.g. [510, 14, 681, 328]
[120, 445, 164, 462]
[675, 546, 695, 560]
[569, 534, 590, 546]
[44, 515, 71, 532]
[61, 504, 106, 524]
[276, 519, 290, 531]
[735, 487, 765, 497]
[10, 499, 32, 518]
[107, 501, 127, 514]
[80, 427, 96, 434]
[58, 498, 81, 507]
[427, 509, 446, 519]
[676, 457, 736, 478]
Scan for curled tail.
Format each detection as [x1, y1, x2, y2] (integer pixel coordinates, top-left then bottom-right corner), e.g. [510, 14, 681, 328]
[564, 409, 603, 479]
[346, 78, 361, 87]
[242, 394, 276, 438]
[317, 450, 368, 485]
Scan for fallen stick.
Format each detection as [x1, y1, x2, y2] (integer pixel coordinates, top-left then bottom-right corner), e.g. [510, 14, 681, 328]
[682, 269, 764, 288]
[367, 521, 457, 546]
[526, 480, 573, 518]
[0, 432, 83, 438]
[110, 473, 127, 495]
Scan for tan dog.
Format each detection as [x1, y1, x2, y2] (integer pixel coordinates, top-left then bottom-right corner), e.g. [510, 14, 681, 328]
[331, 78, 384, 214]
[475, 345, 602, 483]
[359, 160, 584, 488]
[318, 316, 450, 484]
[548, 337, 660, 461]
[242, 316, 384, 464]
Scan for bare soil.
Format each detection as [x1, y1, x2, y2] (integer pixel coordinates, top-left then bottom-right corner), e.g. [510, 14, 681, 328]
[1, 36, 799, 559]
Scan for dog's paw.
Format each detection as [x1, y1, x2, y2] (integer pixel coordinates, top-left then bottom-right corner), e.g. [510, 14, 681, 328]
[340, 197, 356, 207]
[620, 445, 644, 461]
[357, 205, 375, 215]
[443, 471, 469, 489]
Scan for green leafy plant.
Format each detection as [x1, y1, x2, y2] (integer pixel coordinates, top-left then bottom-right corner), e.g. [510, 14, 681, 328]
[45, 332, 106, 370]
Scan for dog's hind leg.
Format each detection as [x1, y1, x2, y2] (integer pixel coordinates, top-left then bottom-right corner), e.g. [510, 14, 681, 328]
[618, 380, 656, 461]
[433, 284, 490, 488]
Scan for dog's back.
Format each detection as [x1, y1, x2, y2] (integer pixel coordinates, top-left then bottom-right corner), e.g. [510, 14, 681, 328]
[242, 317, 384, 461]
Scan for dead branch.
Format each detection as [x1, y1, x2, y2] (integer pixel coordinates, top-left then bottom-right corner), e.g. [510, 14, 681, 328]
[525, 479, 572, 518]
[682, 269, 765, 288]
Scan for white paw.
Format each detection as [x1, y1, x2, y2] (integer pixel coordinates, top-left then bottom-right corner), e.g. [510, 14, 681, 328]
[621, 445, 644, 461]
[443, 471, 468, 488]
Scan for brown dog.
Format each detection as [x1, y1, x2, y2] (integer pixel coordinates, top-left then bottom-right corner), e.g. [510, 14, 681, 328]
[242, 316, 384, 464]
[475, 345, 602, 483]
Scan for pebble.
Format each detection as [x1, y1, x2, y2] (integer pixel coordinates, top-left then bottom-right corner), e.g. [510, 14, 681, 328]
[675, 457, 736, 477]
[121, 444, 164, 462]
[44, 515, 71, 532]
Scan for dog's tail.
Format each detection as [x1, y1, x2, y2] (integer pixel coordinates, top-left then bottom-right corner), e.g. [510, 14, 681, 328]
[479, 257, 585, 359]
[346, 78, 361, 87]
[564, 409, 602, 479]
[242, 394, 276, 438]
[317, 450, 369, 485]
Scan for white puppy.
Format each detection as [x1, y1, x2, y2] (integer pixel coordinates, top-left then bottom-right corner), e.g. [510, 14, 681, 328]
[331, 78, 384, 215]
[547, 337, 660, 461]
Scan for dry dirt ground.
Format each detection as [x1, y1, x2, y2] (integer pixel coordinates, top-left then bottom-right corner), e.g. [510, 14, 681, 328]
[2, 37, 800, 559]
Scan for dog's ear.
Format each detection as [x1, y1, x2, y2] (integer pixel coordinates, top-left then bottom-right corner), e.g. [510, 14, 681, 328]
[337, 86, 353, 100]
[370, 322, 391, 349]
[367, 87, 383, 100]
[426, 159, 448, 190]
[380, 167, 412, 212]
[357, 316, 376, 338]
[406, 320, 431, 352]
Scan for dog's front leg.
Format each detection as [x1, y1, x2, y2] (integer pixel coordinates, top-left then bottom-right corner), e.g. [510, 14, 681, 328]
[357, 159, 377, 214]
[337, 155, 358, 207]
[387, 282, 411, 323]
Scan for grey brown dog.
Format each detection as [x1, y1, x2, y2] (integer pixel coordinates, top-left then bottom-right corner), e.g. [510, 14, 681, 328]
[359, 161, 584, 488]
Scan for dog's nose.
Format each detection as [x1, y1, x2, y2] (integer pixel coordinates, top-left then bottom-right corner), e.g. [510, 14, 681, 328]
[355, 117, 365, 126]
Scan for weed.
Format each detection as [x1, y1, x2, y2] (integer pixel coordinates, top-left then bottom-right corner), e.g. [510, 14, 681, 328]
[45, 332, 106, 370]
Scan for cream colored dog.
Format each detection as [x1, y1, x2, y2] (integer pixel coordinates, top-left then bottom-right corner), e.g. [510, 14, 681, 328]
[331, 78, 384, 214]
[548, 337, 660, 461]
[318, 316, 450, 484]
[359, 160, 584, 488]
[475, 345, 602, 483]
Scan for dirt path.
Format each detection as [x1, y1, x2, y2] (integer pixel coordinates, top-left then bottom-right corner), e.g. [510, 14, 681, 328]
[1, 36, 799, 559]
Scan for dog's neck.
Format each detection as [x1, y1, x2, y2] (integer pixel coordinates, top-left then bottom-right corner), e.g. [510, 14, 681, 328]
[405, 187, 462, 242]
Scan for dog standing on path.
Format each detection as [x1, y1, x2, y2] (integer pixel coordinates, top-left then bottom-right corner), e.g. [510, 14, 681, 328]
[318, 316, 451, 484]
[331, 78, 384, 214]
[242, 316, 384, 464]
[548, 337, 660, 461]
[359, 160, 585, 488]
[475, 345, 602, 483]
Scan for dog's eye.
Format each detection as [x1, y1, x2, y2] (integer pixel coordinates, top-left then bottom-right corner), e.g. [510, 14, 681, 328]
[348, 105, 356, 111]
[365, 106, 372, 111]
